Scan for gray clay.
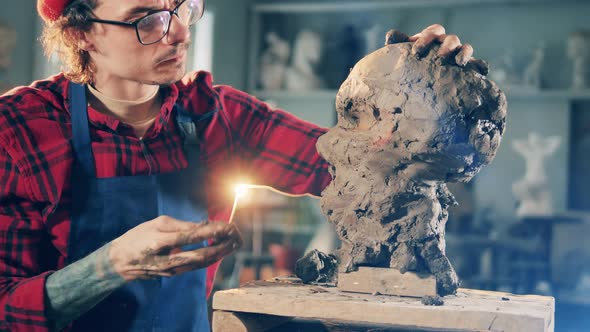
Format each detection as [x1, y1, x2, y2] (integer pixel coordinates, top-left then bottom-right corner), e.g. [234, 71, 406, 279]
[421, 295, 444, 306]
[316, 43, 507, 296]
[295, 249, 338, 284]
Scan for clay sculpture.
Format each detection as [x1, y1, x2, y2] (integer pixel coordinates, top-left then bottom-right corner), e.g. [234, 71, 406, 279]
[315, 42, 507, 295]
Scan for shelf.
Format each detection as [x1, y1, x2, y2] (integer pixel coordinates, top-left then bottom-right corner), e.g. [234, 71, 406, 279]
[503, 86, 590, 100]
[262, 223, 316, 236]
[253, 0, 579, 13]
[251, 90, 337, 101]
[252, 88, 590, 102]
[556, 290, 590, 306]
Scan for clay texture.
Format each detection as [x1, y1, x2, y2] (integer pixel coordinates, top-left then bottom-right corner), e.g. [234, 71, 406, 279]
[316, 43, 507, 295]
[294, 249, 338, 284]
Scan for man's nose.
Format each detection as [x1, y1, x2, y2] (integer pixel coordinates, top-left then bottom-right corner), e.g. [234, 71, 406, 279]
[164, 14, 190, 45]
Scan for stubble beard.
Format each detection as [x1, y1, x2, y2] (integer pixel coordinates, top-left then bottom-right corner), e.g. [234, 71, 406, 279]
[146, 62, 187, 86]
[148, 43, 191, 86]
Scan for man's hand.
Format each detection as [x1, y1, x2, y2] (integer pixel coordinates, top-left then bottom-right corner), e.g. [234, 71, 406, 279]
[109, 216, 243, 281]
[385, 24, 488, 75]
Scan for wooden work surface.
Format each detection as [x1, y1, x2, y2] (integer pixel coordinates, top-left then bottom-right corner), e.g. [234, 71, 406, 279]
[212, 281, 554, 332]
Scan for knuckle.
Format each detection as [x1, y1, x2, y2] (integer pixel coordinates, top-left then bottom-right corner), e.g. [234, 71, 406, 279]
[149, 240, 162, 250]
[192, 252, 205, 262]
[155, 215, 170, 225]
[429, 23, 445, 33]
[446, 35, 460, 43]
[156, 242, 175, 253]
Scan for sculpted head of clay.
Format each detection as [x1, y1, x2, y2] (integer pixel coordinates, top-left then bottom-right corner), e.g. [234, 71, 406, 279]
[319, 43, 506, 183]
[316, 43, 506, 295]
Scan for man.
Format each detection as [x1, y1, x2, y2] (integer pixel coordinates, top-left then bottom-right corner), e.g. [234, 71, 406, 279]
[0, 0, 475, 331]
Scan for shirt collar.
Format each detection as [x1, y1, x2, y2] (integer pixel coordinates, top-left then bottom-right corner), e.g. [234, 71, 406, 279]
[81, 83, 179, 137]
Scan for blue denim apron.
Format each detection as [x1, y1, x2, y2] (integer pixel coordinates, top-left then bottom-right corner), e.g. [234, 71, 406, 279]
[65, 82, 211, 332]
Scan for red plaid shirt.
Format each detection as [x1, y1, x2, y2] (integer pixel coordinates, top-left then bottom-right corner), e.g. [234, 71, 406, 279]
[0, 71, 331, 331]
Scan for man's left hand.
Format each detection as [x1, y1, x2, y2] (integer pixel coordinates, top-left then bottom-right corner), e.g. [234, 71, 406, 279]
[385, 24, 473, 67]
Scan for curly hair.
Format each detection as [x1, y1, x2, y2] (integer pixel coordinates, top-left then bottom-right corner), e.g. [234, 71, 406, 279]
[41, 0, 98, 84]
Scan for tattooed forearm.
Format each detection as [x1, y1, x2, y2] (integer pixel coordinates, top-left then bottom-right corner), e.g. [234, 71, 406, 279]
[45, 242, 126, 331]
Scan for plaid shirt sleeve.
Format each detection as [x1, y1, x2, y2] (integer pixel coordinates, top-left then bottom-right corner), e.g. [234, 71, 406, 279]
[215, 85, 333, 195]
[184, 73, 333, 296]
[0, 145, 53, 332]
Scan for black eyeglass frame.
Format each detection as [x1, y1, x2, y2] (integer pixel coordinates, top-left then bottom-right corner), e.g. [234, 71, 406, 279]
[87, 0, 205, 45]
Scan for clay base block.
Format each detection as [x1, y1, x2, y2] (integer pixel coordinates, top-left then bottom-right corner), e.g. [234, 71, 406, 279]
[337, 267, 437, 298]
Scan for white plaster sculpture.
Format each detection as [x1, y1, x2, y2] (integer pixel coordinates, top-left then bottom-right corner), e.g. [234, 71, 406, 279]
[363, 24, 382, 55]
[259, 32, 290, 91]
[489, 48, 517, 86]
[285, 30, 325, 91]
[512, 132, 561, 217]
[523, 43, 545, 89]
[0, 22, 17, 71]
[0, 22, 17, 94]
[567, 31, 590, 90]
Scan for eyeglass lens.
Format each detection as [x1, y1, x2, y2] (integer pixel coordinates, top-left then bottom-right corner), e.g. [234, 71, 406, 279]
[136, 0, 204, 44]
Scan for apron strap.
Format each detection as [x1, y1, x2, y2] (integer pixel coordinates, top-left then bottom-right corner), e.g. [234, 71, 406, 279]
[174, 105, 217, 146]
[69, 82, 97, 177]
[175, 106, 199, 146]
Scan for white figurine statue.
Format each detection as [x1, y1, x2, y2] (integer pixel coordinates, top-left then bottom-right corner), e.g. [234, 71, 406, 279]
[284, 30, 325, 91]
[512, 132, 561, 217]
[0, 21, 17, 94]
[523, 43, 545, 89]
[489, 48, 520, 87]
[0, 21, 17, 71]
[259, 32, 290, 91]
[362, 24, 382, 55]
[567, 31, 590, 90]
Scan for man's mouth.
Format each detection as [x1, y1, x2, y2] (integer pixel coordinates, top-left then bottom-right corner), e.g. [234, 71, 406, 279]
[157, 44, 190, 65]
[158, 51, 186, 64]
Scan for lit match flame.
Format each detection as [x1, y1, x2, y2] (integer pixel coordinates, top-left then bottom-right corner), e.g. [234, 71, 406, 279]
[227, 183, 282, 224]
[234, 183, 250, 199]
[229, 183, 250, 224]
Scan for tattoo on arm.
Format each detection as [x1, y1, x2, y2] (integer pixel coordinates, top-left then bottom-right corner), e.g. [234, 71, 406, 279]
[45, 242, 125, 331]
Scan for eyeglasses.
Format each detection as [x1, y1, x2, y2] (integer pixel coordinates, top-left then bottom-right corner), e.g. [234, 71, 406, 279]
[87, 0, 205, 45]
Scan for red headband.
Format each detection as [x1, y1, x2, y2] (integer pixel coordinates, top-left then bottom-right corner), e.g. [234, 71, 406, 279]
[37, 0, 72, 22]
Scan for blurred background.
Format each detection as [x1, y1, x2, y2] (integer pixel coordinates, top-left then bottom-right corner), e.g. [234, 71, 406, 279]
[2, 0, 590, 330]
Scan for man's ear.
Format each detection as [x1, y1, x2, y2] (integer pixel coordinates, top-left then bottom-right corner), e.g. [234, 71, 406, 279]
[66, 27, 95, 52]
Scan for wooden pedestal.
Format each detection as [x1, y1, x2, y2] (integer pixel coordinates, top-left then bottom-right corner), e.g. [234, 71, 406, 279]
[212, 281, 554, 332]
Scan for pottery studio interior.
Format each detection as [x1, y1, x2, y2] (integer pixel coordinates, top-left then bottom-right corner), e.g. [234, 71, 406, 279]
[1, 0, 590, 331]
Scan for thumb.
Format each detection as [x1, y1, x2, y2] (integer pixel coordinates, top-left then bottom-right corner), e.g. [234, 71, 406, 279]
[385, 29, 410, 45]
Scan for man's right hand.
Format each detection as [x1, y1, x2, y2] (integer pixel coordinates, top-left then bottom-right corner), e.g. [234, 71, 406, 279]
[109, 216, 243, 281]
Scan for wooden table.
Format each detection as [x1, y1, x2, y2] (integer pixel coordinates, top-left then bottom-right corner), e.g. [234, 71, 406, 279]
[212, 281, 554, 332]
